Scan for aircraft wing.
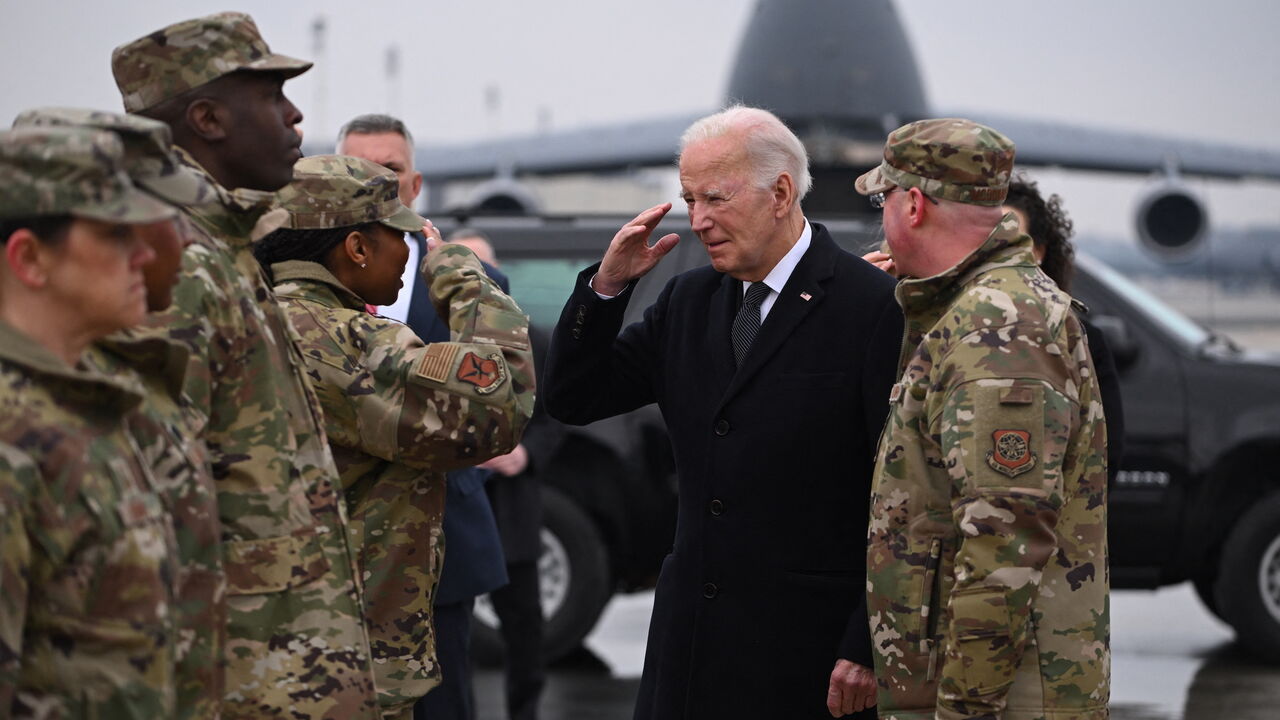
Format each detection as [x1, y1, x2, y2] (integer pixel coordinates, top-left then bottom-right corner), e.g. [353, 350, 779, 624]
[412, 108, 1280, 183]
[415, 111, 705, 180]
[957, 111, 1280, 181]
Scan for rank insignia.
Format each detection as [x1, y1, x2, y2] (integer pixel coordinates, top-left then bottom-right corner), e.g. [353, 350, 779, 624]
[987, 429, 1035, 477]
[457, 351, 506, 394]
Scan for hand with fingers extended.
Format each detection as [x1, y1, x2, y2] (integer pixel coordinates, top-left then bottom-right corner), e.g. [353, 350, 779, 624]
[862, 250, 897, 277]
[422, 219, 443, 252]
[592, 202, 681, 297]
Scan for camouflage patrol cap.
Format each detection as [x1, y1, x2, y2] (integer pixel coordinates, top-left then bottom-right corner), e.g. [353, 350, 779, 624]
[275, 155, 427, 232]
[855, 118, 1016, 206]
[0, 126, 176, 223]
[12, 107, 215, 207]
[111, 12, 312, 113]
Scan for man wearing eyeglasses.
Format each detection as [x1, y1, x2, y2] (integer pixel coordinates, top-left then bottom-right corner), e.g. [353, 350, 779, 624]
[542, 105, 903, 719]
[858, 118, 1110, 720]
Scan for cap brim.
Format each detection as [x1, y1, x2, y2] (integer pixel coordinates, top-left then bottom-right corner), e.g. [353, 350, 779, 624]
[243, 53, 313, 80]
[854, 164, 894, 196]
[138, 164, 216, 207]
[74, 186, 176, 225]
[380, 204, 428, 233]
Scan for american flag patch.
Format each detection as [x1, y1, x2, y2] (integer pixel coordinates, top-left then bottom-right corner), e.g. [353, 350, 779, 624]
[800, 292, 812, 301]
[417, 344, 459, 383]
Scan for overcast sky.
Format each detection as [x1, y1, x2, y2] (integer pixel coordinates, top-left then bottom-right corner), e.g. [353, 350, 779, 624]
[3, 0, 1279, 235]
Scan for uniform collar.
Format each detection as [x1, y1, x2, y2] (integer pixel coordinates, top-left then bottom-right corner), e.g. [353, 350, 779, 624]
[173, 146, 279, 247]
[94, 328, 191, 404]
[0, 321, 145, 414]
[270, 260, 369, 311]
[895, 212, 1038, 321]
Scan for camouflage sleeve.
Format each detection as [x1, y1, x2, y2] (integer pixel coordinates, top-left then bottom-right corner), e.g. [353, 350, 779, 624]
[0, 445, 35, 714]
[349, 244, 534, 471]
[934, 367, 1073, 716]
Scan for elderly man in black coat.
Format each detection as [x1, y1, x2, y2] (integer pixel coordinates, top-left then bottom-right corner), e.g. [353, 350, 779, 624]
[543, 106, 903, 720]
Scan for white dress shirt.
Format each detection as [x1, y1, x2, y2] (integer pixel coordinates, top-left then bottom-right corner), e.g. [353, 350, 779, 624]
[746, 219, 811, 323]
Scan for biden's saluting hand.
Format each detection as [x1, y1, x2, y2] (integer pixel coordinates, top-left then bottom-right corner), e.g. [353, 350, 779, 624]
[592, 202, 681, 297]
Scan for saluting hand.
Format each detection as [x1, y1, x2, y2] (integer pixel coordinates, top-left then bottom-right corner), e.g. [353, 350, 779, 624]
[593, 203, 681, 296]
[422, 219, 443, 252]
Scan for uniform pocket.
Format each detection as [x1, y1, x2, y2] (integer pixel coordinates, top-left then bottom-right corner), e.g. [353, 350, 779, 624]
[473, 306, 531, 350]
[947, 587, 1015, 695]
[223, 530, 330, 595]
[954, 382, 1047, 490]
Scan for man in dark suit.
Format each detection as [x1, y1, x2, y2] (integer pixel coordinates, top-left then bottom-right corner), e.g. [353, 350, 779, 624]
[543, 106, 903, 720]
[336, 114, 511, 720]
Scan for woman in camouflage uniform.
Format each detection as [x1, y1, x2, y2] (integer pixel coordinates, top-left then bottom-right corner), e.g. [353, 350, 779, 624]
[253, 155, 534, 720]
[0, 126, 185, 718]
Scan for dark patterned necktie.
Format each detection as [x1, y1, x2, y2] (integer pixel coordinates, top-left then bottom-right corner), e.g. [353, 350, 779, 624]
[732, 282, 771, 365]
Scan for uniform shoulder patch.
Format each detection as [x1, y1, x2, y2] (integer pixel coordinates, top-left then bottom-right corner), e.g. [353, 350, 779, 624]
[987, 429, 1036, 477]
[456, 351, 507, 394]
[417, 343, 459, 384]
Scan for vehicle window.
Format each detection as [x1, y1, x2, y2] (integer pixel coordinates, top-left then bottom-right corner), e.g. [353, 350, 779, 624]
[502, 257, 597, 327]
[1076, 253, 1210, 349]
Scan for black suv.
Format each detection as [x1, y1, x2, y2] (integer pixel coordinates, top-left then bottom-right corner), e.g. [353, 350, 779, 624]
[443, 214, 1280, 665]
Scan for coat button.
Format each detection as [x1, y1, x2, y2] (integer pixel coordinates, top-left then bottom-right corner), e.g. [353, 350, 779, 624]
[575, 305, 587, 321]
[702, 582, 718, 599]
[709, 499, 724, 516]
[714, 419, 730, 436]
[571, 328, 583, 339]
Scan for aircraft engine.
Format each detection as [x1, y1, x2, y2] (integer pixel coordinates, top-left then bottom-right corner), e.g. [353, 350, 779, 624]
[466, 177, 544, 215]
[1134, 179, 1208, 259]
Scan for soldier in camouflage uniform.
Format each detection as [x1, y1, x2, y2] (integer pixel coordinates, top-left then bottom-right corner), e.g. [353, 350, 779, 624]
[13, 107, 227, 720]
[0, 126, 182, 718]
[112, 14, 382, 719]
[856, 119, 1110, 720]
[254, 155, 535, 719]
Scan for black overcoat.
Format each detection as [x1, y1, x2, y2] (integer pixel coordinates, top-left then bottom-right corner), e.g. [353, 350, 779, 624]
[544, 225, 903, 720]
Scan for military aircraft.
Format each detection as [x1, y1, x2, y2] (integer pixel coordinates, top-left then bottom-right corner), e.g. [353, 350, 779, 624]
[412, 0, 1280, 260]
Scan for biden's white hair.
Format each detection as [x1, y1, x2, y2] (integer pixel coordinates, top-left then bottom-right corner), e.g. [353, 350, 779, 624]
[679, 105, 812, 206]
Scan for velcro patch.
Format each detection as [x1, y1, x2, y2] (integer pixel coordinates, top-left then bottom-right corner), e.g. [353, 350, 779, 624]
[456, 351, 507, 395]
[418, 344, 459, 384]
[999, 386, 1035, 405]
[987, 429, 1036, 477]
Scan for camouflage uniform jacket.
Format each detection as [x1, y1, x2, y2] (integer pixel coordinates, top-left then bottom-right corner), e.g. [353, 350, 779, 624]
[867, 215, 1110, 720]
[0, 321, 181, 719]
[270, 248, 534, 714]
[132, 149, 379, 719]
[85, 330, 225, 720]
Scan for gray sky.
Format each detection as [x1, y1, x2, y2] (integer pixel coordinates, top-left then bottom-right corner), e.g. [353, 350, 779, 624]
[3, 0, 1279, 234]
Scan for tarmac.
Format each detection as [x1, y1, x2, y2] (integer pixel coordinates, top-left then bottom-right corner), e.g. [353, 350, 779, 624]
[472, 583, 1280, 720]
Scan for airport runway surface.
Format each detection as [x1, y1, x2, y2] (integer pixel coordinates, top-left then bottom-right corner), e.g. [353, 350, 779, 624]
[473, 583, 1280, 720]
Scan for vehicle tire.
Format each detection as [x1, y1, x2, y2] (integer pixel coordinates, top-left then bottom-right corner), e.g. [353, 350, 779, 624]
[1215, 491, 1280, 664]
[472, 486, 613, 666]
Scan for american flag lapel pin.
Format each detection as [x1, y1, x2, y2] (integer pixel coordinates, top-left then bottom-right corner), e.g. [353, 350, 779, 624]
[799, 291, 812, 301]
